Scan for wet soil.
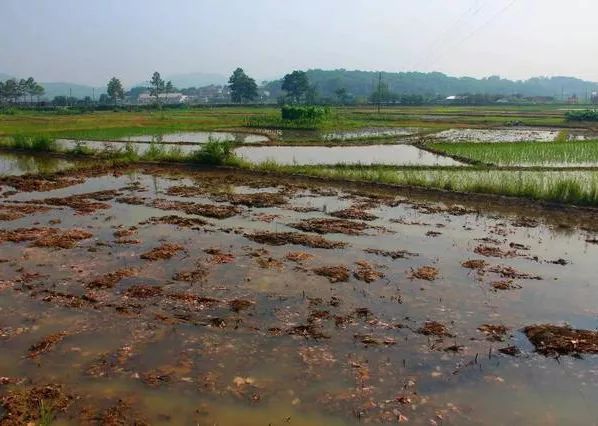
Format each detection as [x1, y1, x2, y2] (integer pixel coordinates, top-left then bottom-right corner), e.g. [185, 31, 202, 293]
[0, 163, 597, 425]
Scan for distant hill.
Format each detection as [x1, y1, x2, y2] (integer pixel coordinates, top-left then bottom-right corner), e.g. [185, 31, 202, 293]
[40, 82, 105, 100]
[163, 72, 227, 89]
[0, 73, 13, 81]
[264, 69, 598, 99]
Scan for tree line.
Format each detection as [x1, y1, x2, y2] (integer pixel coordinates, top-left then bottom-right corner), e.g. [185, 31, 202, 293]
[0, 77, 45, 104]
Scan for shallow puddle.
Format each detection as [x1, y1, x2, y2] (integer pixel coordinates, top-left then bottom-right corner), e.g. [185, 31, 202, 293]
[54, 139, 201, 155]
[118, 131, 269, 144]
[0, 157, 597, 424]
[235, 144, 465, 166]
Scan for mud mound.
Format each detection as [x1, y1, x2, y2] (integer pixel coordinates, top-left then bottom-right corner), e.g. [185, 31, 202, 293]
[409, 266, 439, 281]
[0, 227, 92, 249]
[313, 265, 350, 283]
[330, 208, 377, 221]
[291, 218, 368, 236]
[523, 324, 598, 356]
[140, 243, 184, 261]
[88, 267, 139, 289]
[244, 231, 347, 249]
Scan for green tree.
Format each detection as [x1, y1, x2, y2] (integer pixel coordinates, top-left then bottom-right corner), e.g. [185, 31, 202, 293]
[281, 71, 310, 103]
[149, 71, 165, 108]
[107, 77, 125, 106]
[165, 80, 174, 93]
[32, 83, 45, 103]
[228, 68, 258, 103]
[334, 87, 349, 105]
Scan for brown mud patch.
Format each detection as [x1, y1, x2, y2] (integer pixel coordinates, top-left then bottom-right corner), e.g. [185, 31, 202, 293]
[141, 215, 209, 228]
[313, 265, 350, 283]
[125, 285, 163, 299]
[353, 261, 384, 283]
[204, 248, 235, 264]
[28, 332, 68, 358]
[478, 324, 509, 341]
[523, 324, 598, 356]
[0, 174, 84, 192]
[330, 208, 377, 221]
[39, 190, 119, 214]
[285, 251, 315, 262]
[244, 231, 346, 249]
[88, 267, 139, 289]
[409, 266, 439, 281]
[417, 321, 453, 337]
[365, 248, 418, 259]
[474, 244, 517, 258]
[0, 204, 51, 221]
[140, 243, 184, 261]
[0, 384, 73, 426]
[222, 192, 287, 208]
[0, 227, 92, 249]
[149, 199, 240, 219]
[291, 218, 368, 236]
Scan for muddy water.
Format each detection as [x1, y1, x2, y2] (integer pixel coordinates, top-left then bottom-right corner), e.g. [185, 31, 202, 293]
[0, 160, 597, 424]
[54, 139, 201, 155]
[235, 144, 465, 166]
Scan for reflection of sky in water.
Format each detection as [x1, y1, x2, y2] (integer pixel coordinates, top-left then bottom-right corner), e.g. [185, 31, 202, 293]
[235, 144, 465, 166]
[117, 131, 268, 143]
[0, 152, 76, 176]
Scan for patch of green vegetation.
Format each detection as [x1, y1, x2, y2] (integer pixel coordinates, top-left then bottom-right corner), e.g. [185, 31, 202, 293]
[39, 400, 55, 426]
[565, 109, 598, 122]
[8, 134, 56, 151]
[428, 140, 598, 166]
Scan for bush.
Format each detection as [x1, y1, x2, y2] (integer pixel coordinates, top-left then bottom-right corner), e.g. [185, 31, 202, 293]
[281, 105, 329, 121]
[10, 134, 55, 151]
[565, 109, 598, 122]
[192, 139, 235, 165]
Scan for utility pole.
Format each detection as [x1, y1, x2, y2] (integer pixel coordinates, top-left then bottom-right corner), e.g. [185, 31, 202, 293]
[377, 72, 382, 114]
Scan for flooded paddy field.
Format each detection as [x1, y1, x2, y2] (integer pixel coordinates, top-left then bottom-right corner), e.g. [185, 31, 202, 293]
[430, 128, 561, 143]
[0, 157, 597, 424]
[235, 144, 464, 166]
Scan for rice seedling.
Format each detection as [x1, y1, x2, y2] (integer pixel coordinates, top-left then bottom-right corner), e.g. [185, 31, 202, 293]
[429, 140, 598, 166]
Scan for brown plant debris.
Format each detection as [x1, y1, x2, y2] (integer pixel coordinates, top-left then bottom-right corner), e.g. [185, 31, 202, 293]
[291, 218, 368, 236]
[330, 208, 377, 221]
[0, 227, 92, 249]
[353, 260, 384, 283]
[313, 265, 350, 283]
[0, 204, 51, 221]
[113, 227, 137, 238]
[490, 280, 522, 291]
[88, 267, 139, 289]
[364, 248, 418, 259]
[417, 321, 453, 337]
[409, 266, 439, 281]
[149, 199, 240, 219]
[229, 299, 254, 312]
[523, 324, 598, 355]
[165, 185, 204, 197]
[125, 285, 163, 298]
[204, 248, 235, 264]
[487, 265, 541, 280]
[140, 243, 184, 261]
[285, 251, 315, 262]
[142, 215, 208, 228]
[478, 324, 509, 341]
[0, 384, 73, 426]
[461, 259, 488, 270]
[244, 231, 346, 249]
[474, 245, 517, 258]
[28, 332, 67, 358]
[0, 174, 84, 192]
[225, 192, 287, 207]
[172, 268, 209, 282]
[40, 190, 119, 214]
[33, 229, 93, 249]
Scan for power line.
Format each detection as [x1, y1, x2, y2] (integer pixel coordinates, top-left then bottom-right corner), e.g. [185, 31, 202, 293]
[424, 0, 519, 71]
[414, 0, 488, 70]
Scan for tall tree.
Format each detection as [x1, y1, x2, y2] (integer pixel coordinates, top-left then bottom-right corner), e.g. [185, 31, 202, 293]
[32, 83, 45, 103]
[281, 71, 310, 103]
[149, 72, 165, 108]
[165, 81, 174, 93]
[107, 77, 125, 106]
[334, 87, 349, 105]
[228, 68, 258, 103]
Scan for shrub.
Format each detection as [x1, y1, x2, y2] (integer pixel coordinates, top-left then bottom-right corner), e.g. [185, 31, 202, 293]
[281, 105, 329, 121]
[565, 109, 598, 122]
[192, 139, 235, 165]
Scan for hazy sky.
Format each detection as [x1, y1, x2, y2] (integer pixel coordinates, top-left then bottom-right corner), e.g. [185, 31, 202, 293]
[2, 0, 597, 85]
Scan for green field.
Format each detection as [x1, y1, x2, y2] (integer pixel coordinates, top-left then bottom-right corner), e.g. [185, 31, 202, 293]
[428, 140, 598, 166]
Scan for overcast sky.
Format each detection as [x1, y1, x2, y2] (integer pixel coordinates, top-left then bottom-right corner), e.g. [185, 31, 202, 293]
[1, 0, 597, 85]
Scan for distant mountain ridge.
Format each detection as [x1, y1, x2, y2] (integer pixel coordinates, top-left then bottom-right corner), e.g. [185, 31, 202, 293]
[264, 69, 598, 99]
